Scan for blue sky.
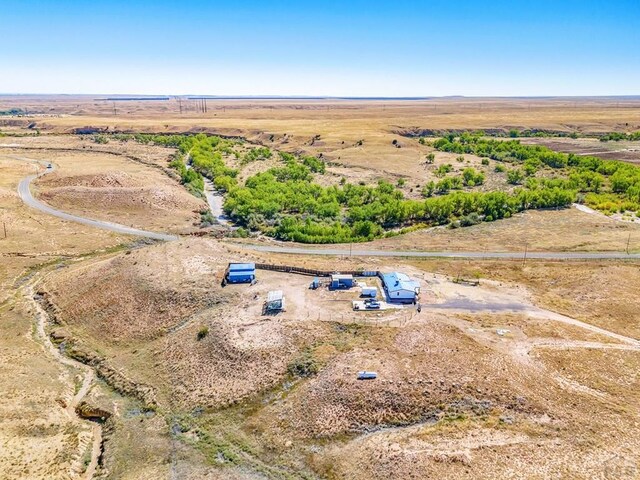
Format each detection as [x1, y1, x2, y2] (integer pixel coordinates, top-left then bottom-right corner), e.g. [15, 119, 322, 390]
[1, 0, 639, 96]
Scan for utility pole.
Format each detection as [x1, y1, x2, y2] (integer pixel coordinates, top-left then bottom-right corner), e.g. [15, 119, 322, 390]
[2, 221, 6, 239]
[112, 101, 117, 116]
[522, 242, 528, 267]
[178, 97, 183, 114]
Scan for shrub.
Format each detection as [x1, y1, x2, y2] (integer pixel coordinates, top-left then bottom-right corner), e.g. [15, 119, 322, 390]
[435, 164, 453, 177]
[507, 169, 525, 185]
[287, 352, 319, 377]
[197, 326, 209, 341]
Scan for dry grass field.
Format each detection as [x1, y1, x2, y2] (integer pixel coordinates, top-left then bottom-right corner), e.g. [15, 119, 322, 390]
[37, 239, 640, 479]
[1, 96, 640, 479]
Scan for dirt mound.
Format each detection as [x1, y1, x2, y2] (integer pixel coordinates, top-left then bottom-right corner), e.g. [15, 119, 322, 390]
[164, 316, 318, 407]
[43, 241, 229, 342]
[39, 171, 142, 188]
[40, 184, 203, 212]
[252, 322, 550, 441]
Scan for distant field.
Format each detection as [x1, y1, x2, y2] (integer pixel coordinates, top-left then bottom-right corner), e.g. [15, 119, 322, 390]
[2, 97, 640, 175]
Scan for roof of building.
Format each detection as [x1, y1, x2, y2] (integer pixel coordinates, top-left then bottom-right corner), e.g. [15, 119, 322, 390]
[331, 274, 353, 280]
[381, 272, 420, 294]
[267, 290, 283, 302]
[228, 270, 254, 277]
[229, 262, 255, 271]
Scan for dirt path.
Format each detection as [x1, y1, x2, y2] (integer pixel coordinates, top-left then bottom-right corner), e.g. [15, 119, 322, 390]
[6, 155, 178, 241]
[26, 280, 103, 479]
[184, 151, 231, 226]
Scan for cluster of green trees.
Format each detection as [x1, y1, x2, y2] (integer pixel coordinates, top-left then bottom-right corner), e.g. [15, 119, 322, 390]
[419, 129, 640, 142]
[422, 167, 485, 196]
[242, 147, 272, 164]
[599, 131, 640, 142]
[188, 136, 239, 192]
[223, 151, 575, 242]
[169, 155, 205, 196]
[0, 108, 24, 116]
[432, 134, 640, 214]
[102, 131, 640, 243]
[117, 133, 244, 194]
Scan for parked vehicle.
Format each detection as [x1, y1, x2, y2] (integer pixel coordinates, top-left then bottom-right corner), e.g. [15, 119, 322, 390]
[357, 371, 377, 380]
[365, 300, 381, 309]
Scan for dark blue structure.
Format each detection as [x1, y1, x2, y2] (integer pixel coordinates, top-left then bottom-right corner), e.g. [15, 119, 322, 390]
[226, 263, 256, 283]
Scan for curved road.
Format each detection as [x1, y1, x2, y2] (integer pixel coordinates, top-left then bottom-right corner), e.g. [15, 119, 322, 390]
[5, 153, 640, 259]
[11, 155, 178, 242]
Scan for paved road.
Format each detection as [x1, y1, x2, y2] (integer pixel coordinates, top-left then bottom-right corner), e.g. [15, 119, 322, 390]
[5, 153, 640, 259]
[241, 243, 640, 260]
[10, 155, 178, 241]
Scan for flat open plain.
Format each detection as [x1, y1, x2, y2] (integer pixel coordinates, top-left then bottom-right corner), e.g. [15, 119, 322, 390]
[1, 96, 639, 479]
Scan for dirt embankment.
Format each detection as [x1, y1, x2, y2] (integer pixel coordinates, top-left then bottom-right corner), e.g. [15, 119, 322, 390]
[38, 291, 158, 406]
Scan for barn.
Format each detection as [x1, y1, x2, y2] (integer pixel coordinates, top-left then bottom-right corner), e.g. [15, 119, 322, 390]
[381, 272, 420, 303]
[226, 263, 256, 283]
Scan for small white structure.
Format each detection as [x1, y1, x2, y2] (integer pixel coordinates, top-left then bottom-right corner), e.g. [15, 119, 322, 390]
[361, 286, 378, 298]
[264, 290, 285, 313]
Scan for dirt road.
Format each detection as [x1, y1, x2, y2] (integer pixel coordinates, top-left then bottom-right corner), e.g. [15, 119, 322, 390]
[9, 155, 178, 241]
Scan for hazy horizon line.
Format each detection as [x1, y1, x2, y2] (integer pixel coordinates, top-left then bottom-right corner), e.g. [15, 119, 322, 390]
[2, 93, 640, 101]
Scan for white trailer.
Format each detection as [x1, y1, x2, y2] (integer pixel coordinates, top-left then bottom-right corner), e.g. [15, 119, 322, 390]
[361, 286, 378, 298]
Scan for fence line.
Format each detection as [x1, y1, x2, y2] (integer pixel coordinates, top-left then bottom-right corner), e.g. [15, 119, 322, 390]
[253, 263, 379, 278]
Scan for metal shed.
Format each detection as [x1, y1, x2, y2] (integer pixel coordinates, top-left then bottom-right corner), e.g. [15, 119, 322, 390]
[361, 286, 378, 298]
[226, 263, 256, 283]
[264, 290, 285, 313]
[330, 274, 354, 289]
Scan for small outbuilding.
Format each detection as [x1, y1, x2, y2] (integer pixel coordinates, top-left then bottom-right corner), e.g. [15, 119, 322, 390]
[361, 286, 378, 298]
[226, 263, 256, 284]
[381, 272, 420, 304]
[330, 274, 354, 290]
[264, 290, 285, 313]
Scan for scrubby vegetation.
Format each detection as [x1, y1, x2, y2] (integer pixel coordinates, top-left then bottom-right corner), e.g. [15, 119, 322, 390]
[432, 133, 640, 215]
[0, 108, 24, 116]
[599, 131, 640, 142]
[418, 129, 640, 141]
[116, 131, 640, 243]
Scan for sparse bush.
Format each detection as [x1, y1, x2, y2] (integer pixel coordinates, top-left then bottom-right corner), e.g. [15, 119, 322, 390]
[507, 169, 525, 185]
[200, 210, 215, 227]
[435, 164, 453, 177]
[287, 352, 320, 377]
[197, 326, 209, 341]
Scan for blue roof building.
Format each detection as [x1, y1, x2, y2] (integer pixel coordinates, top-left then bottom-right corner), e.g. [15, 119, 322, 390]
[381, 272, 420, 303]
[226, 263, 256, 283]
